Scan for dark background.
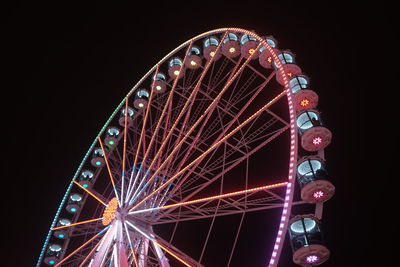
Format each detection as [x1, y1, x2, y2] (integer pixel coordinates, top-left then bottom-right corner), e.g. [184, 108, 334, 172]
[3, 1, 393, 266]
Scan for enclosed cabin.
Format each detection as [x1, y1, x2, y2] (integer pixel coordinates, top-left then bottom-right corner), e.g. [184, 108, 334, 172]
[222, 33, 241, 58]
[66, 193, 82, 214]
[289, 215, 330, 266]
[296, 156, 335, 203]
[91, 147, 105, 167]
[53, 218, 71, 240]
[104, 126, 120, 148]
[240, 34, 259, 59]
[44, 244, 62, 265]
[133, 89, 150, 109]
[259, 36, 278, 68]
[289, 75, 319, 112]
[78, 170, 94, 189]
[152, 72, 167, 94]
[274, 50, 302, 85]
[296, 110, 332, 152]
[168, 57, 185, 79]
[203, 36, 221, 61]
[118, 106, 135, 127]
[185, 46, 202, 69]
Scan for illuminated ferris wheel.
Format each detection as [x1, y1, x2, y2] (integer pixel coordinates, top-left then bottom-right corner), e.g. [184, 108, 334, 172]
[37, 28, 334, 267]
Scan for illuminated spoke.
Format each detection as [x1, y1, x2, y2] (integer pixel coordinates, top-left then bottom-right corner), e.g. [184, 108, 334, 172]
[123, 222, 139, 267]
[121, 97, 129, 204]
[98, 136, 121, 206]
[73, 180, 107, 206]
[125, 65, 159, 203]
[125, 221, 198, 267]
[51, 217, 103, 231]
[54, 226, 110, 266]
[78, 234, 107, 267]
[130, 181, 287, 215]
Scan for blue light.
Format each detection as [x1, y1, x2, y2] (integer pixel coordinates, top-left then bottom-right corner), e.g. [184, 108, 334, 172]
[58, 234, 64, 238]
[49, 260, 55, 264]
[95, 161, 102, 166]
[70, 208, 77, 212]
[83, 184, 88, 188]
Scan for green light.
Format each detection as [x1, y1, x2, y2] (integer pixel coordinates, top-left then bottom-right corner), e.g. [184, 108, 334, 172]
[108, 140, 115, 145]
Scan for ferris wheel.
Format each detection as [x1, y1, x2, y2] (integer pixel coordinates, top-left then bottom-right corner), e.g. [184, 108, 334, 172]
[37, 27, 334, 267]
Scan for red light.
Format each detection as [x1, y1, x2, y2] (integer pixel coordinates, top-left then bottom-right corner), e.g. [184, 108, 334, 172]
[313, 190, 324, 199]
[312, 136, 323, 146]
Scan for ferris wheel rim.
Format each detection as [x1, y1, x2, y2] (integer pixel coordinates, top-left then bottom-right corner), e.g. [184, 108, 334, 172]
[37, 27, 299, 267]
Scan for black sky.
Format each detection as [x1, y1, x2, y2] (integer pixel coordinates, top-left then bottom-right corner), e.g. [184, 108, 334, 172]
[3, 2, 393, 266]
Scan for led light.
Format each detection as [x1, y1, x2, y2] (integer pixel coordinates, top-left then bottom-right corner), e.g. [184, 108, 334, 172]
[209, 51, 215, 57]
[190, 60, 197, 66]
[102, 197, 118, 225]
[49, 260, 55, 264]
[300, 98, 310, 107]
[229, 47, 235, 53]
[108, 140, 115, 145]
[267, 56, 272, 63]
[58, 234, 65, 238]
[138, 103, 144, 108]
[313, 190, 324, 199]
[306, 255, 319, 263]
[313, 136, 323, 146]
[156, 85, 162, 91]
[248, 48, 255, 54]
[95, 161, 102, 166]
[83, 183, 88, 188]
[70, 208, 77, 212]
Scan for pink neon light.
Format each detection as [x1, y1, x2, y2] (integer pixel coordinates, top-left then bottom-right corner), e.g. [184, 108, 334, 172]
[313, 190, 324, 199]
[313, 136, 323, 145]
[306, 255, 319, 263]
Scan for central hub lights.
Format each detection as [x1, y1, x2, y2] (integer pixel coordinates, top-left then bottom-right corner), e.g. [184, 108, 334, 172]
[102, 197, 118, 225]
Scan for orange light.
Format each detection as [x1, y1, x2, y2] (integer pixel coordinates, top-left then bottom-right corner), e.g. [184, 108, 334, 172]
[209, 51, 215, 57]
[267, 56, 272, 63]
[248, 48, 255, 54]
[133, 181, 288, 214]
[287, 72, 293, 77]
[300, 98, 310, 107]
[102, 197, 118, 225]
[153, 240, 192, 267]
[229, 47, 236, 53]
[73, 180, 107, 206]
[51, 217, 103, 231]
[55, 230, 105, 267]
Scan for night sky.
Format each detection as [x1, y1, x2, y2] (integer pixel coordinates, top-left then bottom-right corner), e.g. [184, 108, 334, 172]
[3, 2, 392, 267]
